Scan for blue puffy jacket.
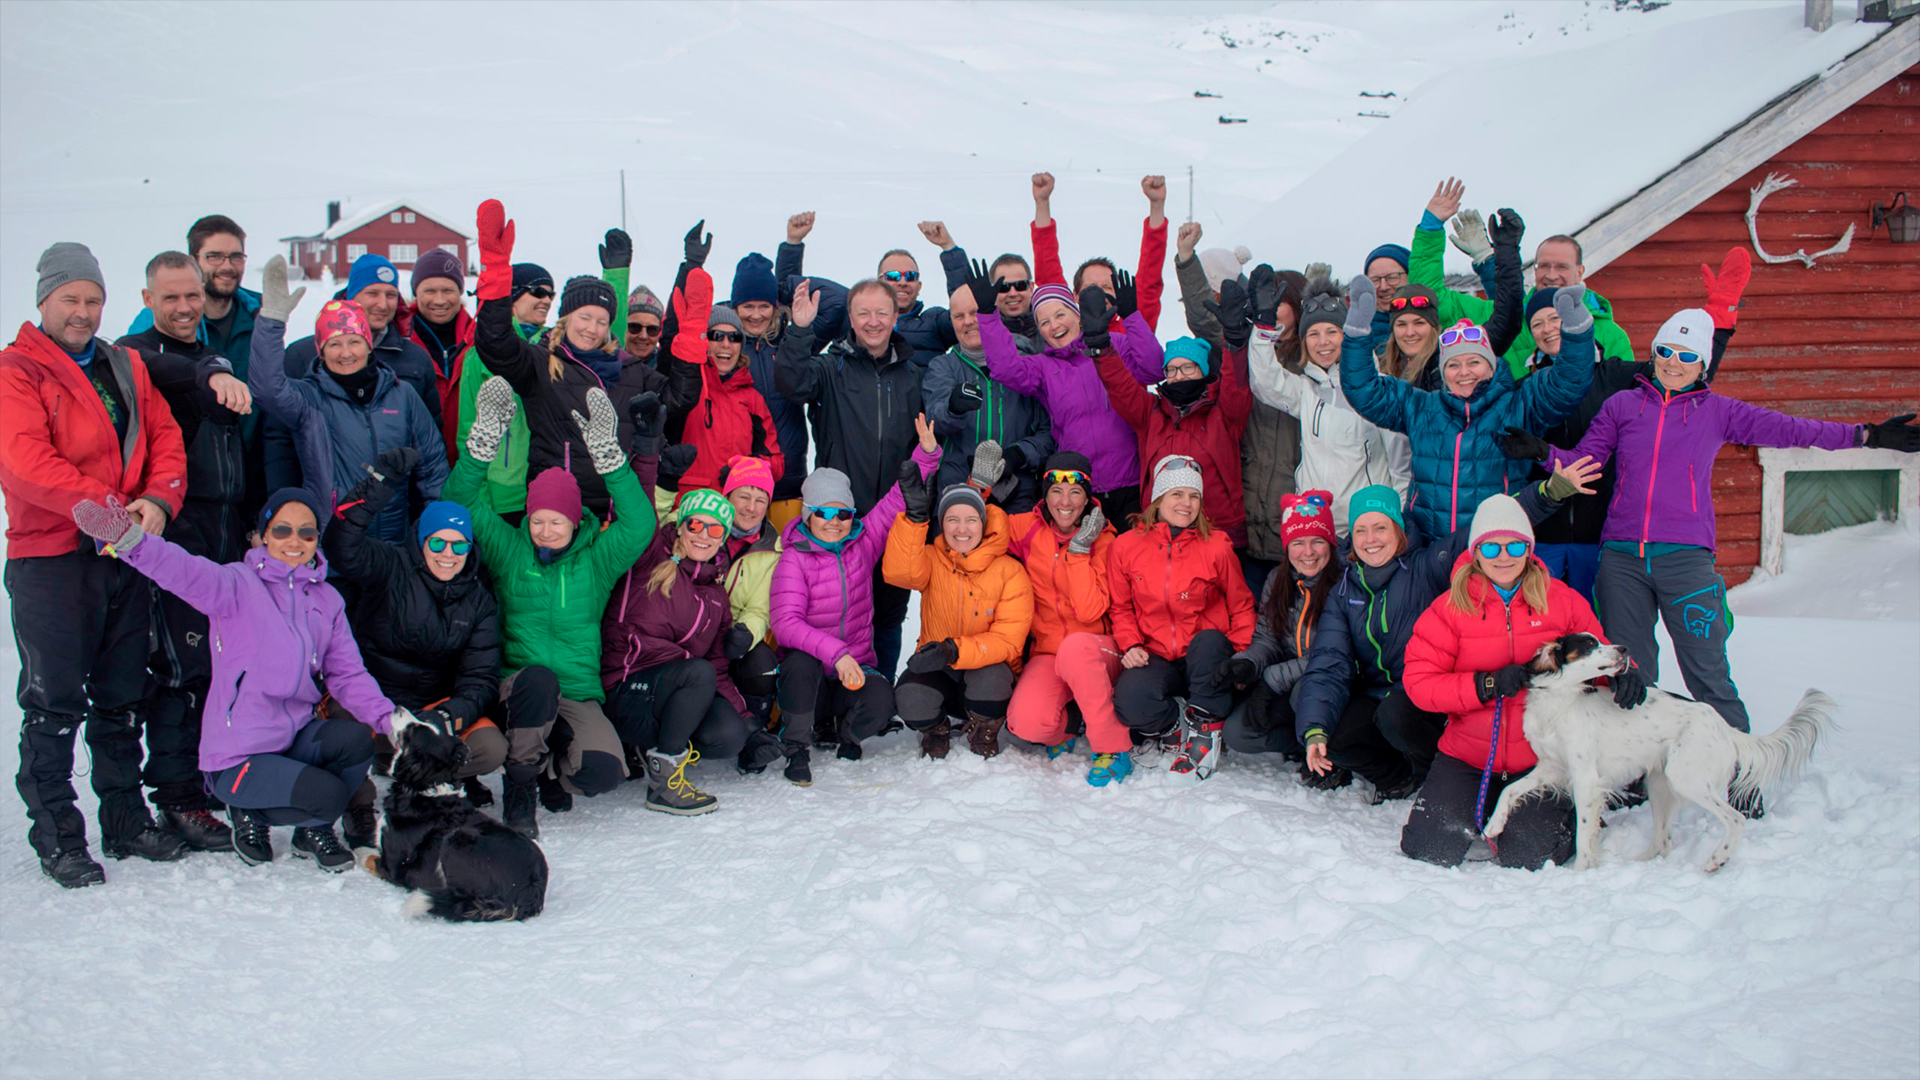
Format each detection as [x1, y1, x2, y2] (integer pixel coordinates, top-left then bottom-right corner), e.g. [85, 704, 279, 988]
[1342, 321, 1593, 543]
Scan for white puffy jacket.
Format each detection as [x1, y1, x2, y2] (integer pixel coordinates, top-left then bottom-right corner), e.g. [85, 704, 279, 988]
[1248, 325, 1409, 533]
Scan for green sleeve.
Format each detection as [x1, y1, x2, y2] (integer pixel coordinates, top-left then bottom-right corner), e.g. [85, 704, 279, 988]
[1598, 318, 1635, 365]
[1410, 224, 1490, 327]
[1504, 324, 1538, 377]
[447, 452, 521, 571]
[455, 346, 483, 451]
[604, 265, 629, 350]
[591, 465, 657, 591]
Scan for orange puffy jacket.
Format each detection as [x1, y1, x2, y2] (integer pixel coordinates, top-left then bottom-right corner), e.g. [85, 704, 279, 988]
[1007, 509, 1115, 656]
[0, 324, 188, 559]
[1402, 553, 1608, 774]
[1106, 520, 1255, 659]
[881, 506, 1034, 672]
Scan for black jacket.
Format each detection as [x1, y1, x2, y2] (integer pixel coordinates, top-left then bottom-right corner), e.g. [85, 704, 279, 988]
[322, 472, 501, 728]
[118, 327, 250, 563]
[775, 323, 924, 514]
[286, 323, 443, 437]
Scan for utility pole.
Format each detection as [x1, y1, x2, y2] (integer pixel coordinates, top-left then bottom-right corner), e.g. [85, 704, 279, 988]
[620, 170, 628, 231]
[1187, 165, 1194, 221]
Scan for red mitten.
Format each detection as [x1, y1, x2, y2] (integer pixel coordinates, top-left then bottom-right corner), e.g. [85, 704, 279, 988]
[1700, 246, 1751, 330]
[475, 199, 516, 301]
[671, 266, 715, 365]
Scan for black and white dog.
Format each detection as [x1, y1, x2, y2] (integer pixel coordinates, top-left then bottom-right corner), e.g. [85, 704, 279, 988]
[1484, 632, 1836, 873]
[362, 711, 548, 921]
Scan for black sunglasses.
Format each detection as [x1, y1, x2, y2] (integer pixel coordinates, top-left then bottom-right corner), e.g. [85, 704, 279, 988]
[524, 286, 555, 300]
[995, 279, 1033, 294]
[707, 330, 744, 343]
[627, 322, 662, 337]
[268, 524, 319, 540]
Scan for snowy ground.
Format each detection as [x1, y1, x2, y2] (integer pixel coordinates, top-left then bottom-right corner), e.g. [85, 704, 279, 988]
[2, 520, 1916, 1079]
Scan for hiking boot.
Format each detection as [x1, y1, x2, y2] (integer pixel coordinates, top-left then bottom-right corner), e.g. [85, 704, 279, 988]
[1045, 736, 1079, 760]
[1370, 773, 1421, 805]
[463, 775, 495, 807]
[40, 847, 105, 889]
[290, 825, 354, 872]
[737, 730, 785, 775]
[342, 799, 379, 851]
[103, 821, 188, 863]
[963, 713, 1005, 759]
[1299, 762, 1352, 791]
[162, 807, 234, 852]
[643, 748, 718, 816]
[1167, 705, 1224, 781]
[228, 806, 273, 865]
[502, 771, 539, 839]
[1087, 752, 1134, 787]
[919, 719, 952, 760]
[783, 741, 813, 787]
[810, 714, 838, 750]
[538, 772, 573, 814]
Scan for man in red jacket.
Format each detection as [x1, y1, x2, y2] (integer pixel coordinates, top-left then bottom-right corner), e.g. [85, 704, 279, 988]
[0, 242, 192, 887]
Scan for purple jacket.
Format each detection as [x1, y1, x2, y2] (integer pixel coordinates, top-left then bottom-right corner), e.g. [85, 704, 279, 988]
[121, 538, 394, 772]
[771, 443, 939, 669]
[979, 310, 1160, 493]
[1548, 374, 1859, 551]
[602, 530, 745, 714]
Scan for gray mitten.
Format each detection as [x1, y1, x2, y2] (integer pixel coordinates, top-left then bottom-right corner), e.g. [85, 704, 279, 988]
[571, 387, 626, 475]
[71, 495, 144, 553]
[1449, 209, 1493, 265]
[1303, 261, 1332, 285]
[1343, 275, 1376, 337]
[466, 377, 517, 463]
[1068, 505, 1106, 555]
[970, 439, 1006, 493]
[1553, 284, 1594, 336]
[259, 255, 307, 323]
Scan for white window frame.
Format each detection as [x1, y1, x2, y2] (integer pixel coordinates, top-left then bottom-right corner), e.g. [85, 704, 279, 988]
[1758, 446, 1917, 575]
[388, 243, 418, 264]
[390, 212, 404, 224]
[345, 243, 368, 262]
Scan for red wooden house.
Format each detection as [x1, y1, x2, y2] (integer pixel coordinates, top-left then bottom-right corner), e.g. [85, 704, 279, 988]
[280, 199, 472, 284]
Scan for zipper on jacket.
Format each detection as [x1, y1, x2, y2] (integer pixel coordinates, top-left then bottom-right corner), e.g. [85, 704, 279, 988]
[1688, 463, 1697, 514]
[1642, 389, 1672, 557]
[1498, 594, 1516, 770]
[1450, 401, 1470, 533]
[1357, 572, 1390, 679]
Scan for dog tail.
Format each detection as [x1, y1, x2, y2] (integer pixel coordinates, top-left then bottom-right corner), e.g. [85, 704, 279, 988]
[1730, 689, 1837, 803]
[404, 887, 541, 923]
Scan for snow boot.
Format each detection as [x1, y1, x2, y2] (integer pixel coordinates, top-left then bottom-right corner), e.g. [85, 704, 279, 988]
[737, 729, 785, 775]
[964, 713, 1005, 759]
[40, 847, 105, 889]
[290, 825, 353, 872]
[810, 713, 839, 750]
[341, 780, 378, 850]
[919, 719, 952, 760]
[1167, 704, 1224, 781]
[1087, 752, 1134, 787]
[783, 741, 813, 787]
[162, 807, 233, 852]
[502, 768, 539, 839]
[227, 806, 273, 865]
[1299, 761, 1352, 791]
[102, 819, 188, 863]
[643, 748, 718, 816]
[1369, 772, 1421, 805]
[538, 771, 573, 814]
[1045, 736, 1079, 760]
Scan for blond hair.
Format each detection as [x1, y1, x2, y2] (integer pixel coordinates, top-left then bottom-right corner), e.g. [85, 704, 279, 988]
[1448, 558, 1550, 617]
[1135, 497, 1212, 539]
[1382, 331, 1436, 385]
[547, 311, 608, 381]
[646, 536, 687, 599]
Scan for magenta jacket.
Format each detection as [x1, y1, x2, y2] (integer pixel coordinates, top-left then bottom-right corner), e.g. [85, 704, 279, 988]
[121, 538, 394, 772]
[770, 444, 939, 669]
[1548, 374, 1859, 552]
[978, 310, 1161, 494]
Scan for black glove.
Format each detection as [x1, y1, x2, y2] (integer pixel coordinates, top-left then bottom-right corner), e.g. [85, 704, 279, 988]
[1212, 656, 1257, 690]
[1001, 444, 1029, 473]
[1477, 664, 1532, 703]
[948, 382, 985, 415]
[1078, 285, 1113, 353]
[965, 257, 998, 314]
[1495, 426, 1550, 462]
[626, 391, 665, 457]
[1249, 264, 1282, 328]
[1113, 269, 1138, 318]
[906, 638, 960, 674]
[899, 459, 932, 524]
[723, 624, 755, 661]
[371, 446, 418, 483]
[658, 444, 698, 489]
[1203, 279, 1252, 352]
[683, 219, 712, 269]
[1863, 413, 1919, 452]
[599, 228, 632, 271]
[1610, 664, 1648, 709]
[1488, 208, 1525, 250]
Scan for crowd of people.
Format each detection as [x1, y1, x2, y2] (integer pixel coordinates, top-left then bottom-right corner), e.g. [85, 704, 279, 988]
[5, 173, 1916, 890]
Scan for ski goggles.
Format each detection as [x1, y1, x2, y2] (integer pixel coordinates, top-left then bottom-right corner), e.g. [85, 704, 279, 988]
[680, 517, 727, 539]
[805, 505, 856, 523]
[994, 278, 1033, 294]
[881, 270, 920, 283]
[706, 330, 743, 343]
[1388, 294, 1434, 310]
[1044, 469, 1090, 488]
[1653, 344, 1703, 365]
[423, 537, 471, 555]
[268, 524, 319, 541]
[1477, 540, 1531, 559]
[1439, 325, 1487, 347]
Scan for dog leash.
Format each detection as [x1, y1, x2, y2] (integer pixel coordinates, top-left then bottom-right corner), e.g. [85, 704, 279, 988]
[1474, 697, 1504, 847]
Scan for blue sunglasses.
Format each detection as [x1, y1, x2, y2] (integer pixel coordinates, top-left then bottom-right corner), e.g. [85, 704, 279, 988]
[1477, 540, 1531, 559]
[1653, 344, 1703, 365]
[806, 505, 855, 523]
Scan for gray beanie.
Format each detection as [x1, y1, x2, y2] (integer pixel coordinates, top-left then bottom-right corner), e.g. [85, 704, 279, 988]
[801, 467, 855, 509]
[36, 242, 105, 305]
[708, 305, 744, 334]
[937, 483, 987, 522]
[628, 284, 664, 319]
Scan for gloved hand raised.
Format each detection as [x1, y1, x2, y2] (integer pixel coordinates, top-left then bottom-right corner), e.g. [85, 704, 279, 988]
[1343, 275, 1377, 337]
[899, 459, 933, 524]
[1449, 209, 1494, 265]
[1700, 247, 1751, 331]
[658, 444, 698, 490]
[1552, 284, 1594, 337]
[599, 228, 632, 271]
[1249, 264, 1282, 328]
[259, 255, 307, 323]
[475, 199, 515, 301]
[1067, 505, 1106, 555]
[964, 258, 999, 316]
[1112, 269, 1138, 319]
[570, 387, 626, 475]
[1488, 208, 1525, 250]
[969, 440, 1006, 497]
[683, 220, 712, 270]
[1078, 286, 1114, 352]
[466, 377, 518, 463]
[1203, 279, 1252, 352]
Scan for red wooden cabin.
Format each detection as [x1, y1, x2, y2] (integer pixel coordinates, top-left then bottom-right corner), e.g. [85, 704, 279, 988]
[280, 200, 472, 284]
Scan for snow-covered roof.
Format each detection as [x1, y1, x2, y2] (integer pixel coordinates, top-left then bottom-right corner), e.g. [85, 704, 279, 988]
[1234, 7, 1902, 281]
[279, 198, 471, 243]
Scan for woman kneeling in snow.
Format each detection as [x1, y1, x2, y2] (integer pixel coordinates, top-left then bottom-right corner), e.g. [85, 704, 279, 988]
[70, 488, 410, 873]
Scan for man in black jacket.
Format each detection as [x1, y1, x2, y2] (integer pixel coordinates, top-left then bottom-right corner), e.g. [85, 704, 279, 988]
[117, 251, 257, 852]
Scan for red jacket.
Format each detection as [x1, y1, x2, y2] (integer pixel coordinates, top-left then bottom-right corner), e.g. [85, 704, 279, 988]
[0, 324, 188, 558]
[401, 304, 476, 463]
[669, 268, 783, 494]
[1095, 344, 1252, 547]
[1007, 509, 1116, 656]
[1402, 554, 1608, 774]
[1106, 520, 1255, 660]
[1032, 217, 1169, 333]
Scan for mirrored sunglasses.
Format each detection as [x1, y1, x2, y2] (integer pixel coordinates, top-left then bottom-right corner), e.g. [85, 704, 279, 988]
[1653, 344, 1703, 365]
[1477, 540, 1531, 559]
[1044, 469, 1089, 487]
[1389, 294, 1433, 310]
[1440, 325, 1487, 347]
[268, 524, 319, 540]
[806, 505, 855, 523]
[881, 270, 920, 283]
[680, 517, 727, 539]
[424, 537, 471, 555]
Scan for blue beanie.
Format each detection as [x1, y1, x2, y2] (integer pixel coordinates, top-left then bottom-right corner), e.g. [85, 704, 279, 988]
[257, 487, 327, 538]
[415, 500, 473, 547]
[731, 253, 778, 308]
[344, 254, 400, 301]
[1363, 243, 1410, 273]
[1164, 336, 1213, 377]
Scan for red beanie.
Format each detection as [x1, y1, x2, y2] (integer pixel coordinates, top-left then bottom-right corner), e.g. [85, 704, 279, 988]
[1280, 489, 1336, 548]
[525, 467, 581, 523]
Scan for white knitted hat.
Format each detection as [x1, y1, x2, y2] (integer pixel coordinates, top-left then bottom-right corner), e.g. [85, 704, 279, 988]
[1652, 308, 1713, 360]
[1468, 493, 1533, 548]
[1149, 454, 1205, 504]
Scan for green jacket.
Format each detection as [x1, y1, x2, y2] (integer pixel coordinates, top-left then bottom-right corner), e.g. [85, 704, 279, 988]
[446, 451, 656, 702]
[1409, 222, 1634, 379]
